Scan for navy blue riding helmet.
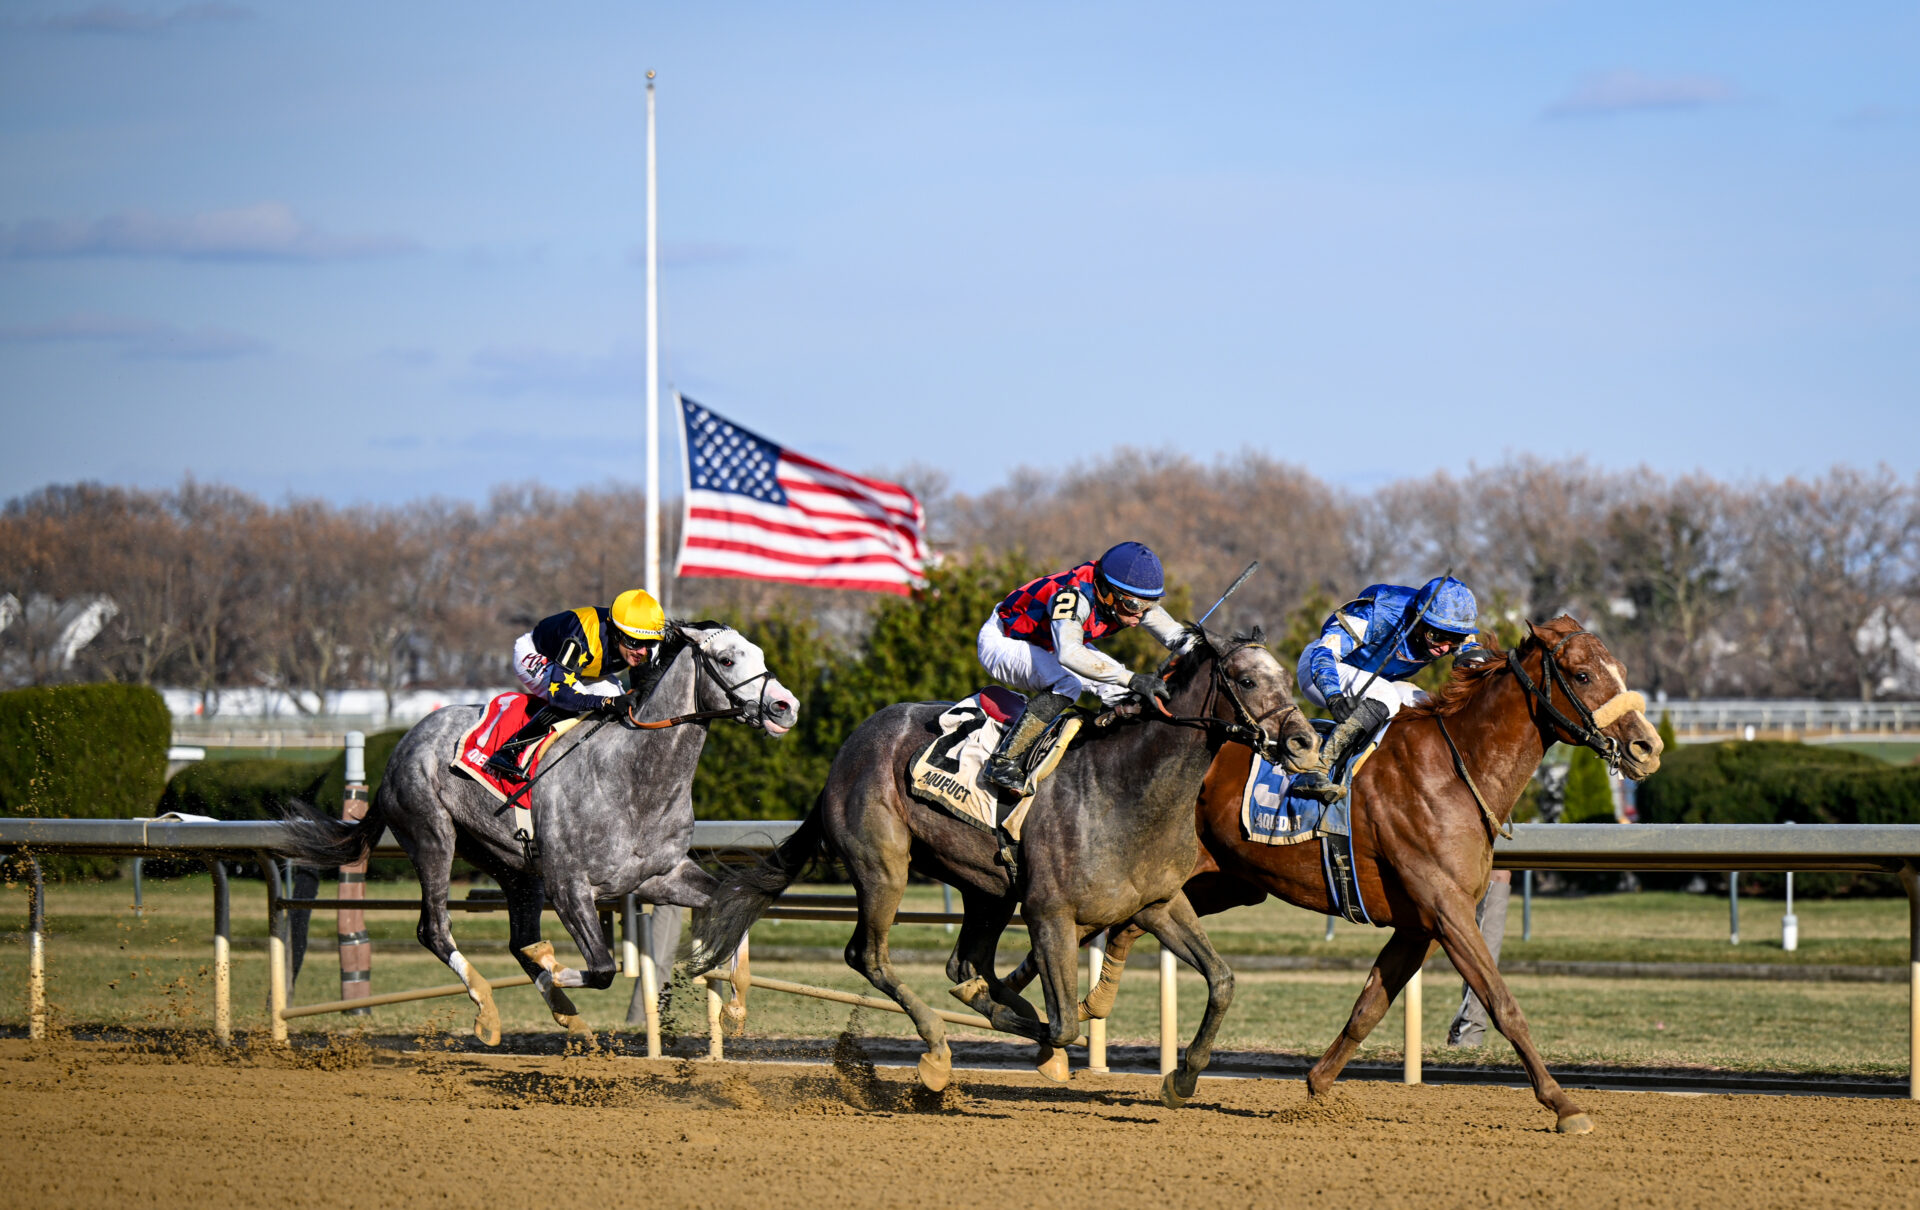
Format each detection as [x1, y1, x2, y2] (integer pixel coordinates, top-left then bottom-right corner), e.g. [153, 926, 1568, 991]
[1096, 541, 1166, 605]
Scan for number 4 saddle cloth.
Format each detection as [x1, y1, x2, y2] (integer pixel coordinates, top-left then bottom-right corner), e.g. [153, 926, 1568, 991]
[907, 686, 1083, 843]
[1238, 716, 1387, 924]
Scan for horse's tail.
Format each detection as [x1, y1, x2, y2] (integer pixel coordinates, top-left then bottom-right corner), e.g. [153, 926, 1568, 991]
[273, 783, 390, 869]
[689, 803, 826, 974]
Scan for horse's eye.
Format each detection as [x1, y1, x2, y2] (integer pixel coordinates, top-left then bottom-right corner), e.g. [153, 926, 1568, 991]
[1238, 677, 1255, 689]
[721, 658, 735, 668]
[1575, 671, 1590, 684]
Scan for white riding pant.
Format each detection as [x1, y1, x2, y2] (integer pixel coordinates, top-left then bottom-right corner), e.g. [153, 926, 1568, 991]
[1295, 644, 1429, 719]
[511, 632, 625, 703]
[976, 613, 1129, 706]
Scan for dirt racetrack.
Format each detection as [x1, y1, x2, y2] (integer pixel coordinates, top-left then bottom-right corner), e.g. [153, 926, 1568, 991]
[2, 1037, 1916, 1210]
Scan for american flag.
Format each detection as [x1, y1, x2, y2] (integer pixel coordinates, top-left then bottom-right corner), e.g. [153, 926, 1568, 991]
[675, 397, 929, 595]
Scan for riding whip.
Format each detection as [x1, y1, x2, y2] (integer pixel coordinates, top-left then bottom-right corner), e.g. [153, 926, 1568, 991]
[1196, 560, 1260, 628]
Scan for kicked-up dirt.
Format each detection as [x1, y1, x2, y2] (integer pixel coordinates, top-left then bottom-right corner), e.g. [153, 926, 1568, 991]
[0, 1035, 1915, 1209]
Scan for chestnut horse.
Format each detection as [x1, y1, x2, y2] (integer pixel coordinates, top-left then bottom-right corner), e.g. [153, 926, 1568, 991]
[1028, 617, 1662, 1132]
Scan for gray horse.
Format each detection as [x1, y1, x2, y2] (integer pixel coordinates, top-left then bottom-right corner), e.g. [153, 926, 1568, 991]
[280, 619, 798, 1043]
[693, 625, 1318, 1101]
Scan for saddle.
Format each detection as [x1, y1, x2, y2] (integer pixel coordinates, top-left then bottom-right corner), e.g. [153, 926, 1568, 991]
[907, 687, 1082, 843]
[1239, 716, 1386, 924]
[451, 692, 580, 844]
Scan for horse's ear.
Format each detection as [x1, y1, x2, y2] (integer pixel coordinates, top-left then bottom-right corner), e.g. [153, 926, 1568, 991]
[1250, 625, 1265, 645]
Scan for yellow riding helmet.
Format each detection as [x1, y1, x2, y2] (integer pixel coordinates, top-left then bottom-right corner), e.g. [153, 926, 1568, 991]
[609, 589, 666, 642]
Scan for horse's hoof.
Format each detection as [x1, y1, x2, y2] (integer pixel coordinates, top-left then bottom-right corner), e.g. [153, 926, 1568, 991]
[1035, 1048, 1070, 1084]
[917, 1049, 952, 1092]
[547, 988, 582, 1020]
[554, 1013, 591, 1036]
[949, 978, 991, 1014]
[1557, 1113, 1595, 1135]
[473, 1003, 502, 1047]
[1160, 1071, 1188, 1109]
[720, 1001, 747, 1036]
[521, 940, 557, 969]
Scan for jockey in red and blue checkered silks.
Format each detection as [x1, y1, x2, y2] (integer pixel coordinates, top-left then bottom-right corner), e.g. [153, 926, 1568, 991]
[976, 542, 1186, 800]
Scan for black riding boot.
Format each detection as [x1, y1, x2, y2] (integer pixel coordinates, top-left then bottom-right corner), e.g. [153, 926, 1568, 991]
[483, 703, 571, 781]
[983, 691, 1073, 799]
[1292, 698, 1392, 804]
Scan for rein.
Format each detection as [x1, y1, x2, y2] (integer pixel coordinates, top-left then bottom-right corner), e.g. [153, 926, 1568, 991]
[625, 627, 769, 731]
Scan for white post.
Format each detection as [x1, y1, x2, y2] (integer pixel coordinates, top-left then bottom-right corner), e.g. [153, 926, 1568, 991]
[1086, 931, 1108, 1074]
[643, 70, 661, 598]
[706, 980, 725, 1061]
[212, 862, 231, 1045]
[1403, 968, 1422, 1085]
[266, 857, 288, 1043]
[639, 903, 661, 1059]
[27, 860, 45, 1041]
[1158, 946, 1177, 1076]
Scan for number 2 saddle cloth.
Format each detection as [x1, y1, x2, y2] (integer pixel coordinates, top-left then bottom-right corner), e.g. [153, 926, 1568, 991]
[906, 685, 1083, 844]
[1238, 716, 1387, 924]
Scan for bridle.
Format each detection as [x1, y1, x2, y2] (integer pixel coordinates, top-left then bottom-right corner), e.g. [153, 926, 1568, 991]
[1435, 628, 1644, 843]
[1505, 630, 1631, 775]
[625, 626, 778, 731]
[1147, 637, 1307, 765]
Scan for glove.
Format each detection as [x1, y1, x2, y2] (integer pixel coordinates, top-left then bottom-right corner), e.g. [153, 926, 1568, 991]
[1127, 672, 1172, 706]
[1325, 694, 1356, 724]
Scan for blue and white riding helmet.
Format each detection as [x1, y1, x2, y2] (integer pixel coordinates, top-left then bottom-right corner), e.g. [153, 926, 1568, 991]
[1096, 541, 1166, 605]
[1420, 575, 1479, 636]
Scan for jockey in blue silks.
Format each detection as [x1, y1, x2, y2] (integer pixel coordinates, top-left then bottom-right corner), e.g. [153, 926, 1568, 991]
[1289, 575, 1486, 804]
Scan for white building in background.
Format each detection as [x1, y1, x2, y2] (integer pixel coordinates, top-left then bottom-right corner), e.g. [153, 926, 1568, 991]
[1858, 606, 1920, 697]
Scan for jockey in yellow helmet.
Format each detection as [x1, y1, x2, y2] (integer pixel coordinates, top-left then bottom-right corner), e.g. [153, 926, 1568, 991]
[484, 588, 667, 781]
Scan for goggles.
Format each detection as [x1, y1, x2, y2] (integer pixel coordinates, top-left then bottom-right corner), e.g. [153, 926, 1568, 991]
[615, 632, 657, 650]
[1103, 587, 1155, 618]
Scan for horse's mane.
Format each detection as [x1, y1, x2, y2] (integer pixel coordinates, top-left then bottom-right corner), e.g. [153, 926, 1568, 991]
[1399, 630, 1518, 720]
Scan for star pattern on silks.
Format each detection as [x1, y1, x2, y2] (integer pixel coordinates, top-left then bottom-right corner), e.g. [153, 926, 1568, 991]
[681, 398, 789, 506]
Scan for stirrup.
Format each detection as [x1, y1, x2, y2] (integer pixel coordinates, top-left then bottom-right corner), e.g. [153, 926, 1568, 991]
[984, 754, 1026, 798]
[484, 754, 527, 782]
[1291, 771, 1346, 804]
[994, 831, 1020, 877]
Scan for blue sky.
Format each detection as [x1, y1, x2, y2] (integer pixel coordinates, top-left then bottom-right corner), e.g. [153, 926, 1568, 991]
[1, 2, 1914, 505]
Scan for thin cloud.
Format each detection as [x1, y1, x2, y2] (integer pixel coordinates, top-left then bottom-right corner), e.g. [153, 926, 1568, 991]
[463, 345, 643, 399]
[38, 3, 252, 33]
[0, 202, 416, 262]
[0, 313, 268, 360]
[1546, 71, 1738, 118]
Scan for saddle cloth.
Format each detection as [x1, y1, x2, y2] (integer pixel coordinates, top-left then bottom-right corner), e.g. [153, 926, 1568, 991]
[450, 693, 580, 838]
[907, 686, 1082, 843]
[1239, 717, 1387, 924]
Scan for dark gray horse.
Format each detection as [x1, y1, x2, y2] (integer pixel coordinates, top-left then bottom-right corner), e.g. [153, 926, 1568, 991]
[280, 619, 798, 1043]
[692, 625, 1318, 1101]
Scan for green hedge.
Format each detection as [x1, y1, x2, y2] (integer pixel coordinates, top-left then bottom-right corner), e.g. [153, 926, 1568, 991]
[0, 683, 171, 817]
[0, 683, 172, 879]
[1636, 740, 1920, 895]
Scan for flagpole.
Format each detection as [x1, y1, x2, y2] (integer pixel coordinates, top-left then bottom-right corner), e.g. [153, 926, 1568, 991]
[643, 69, 661, 599]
